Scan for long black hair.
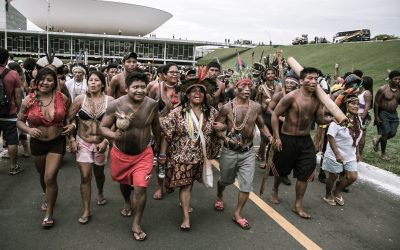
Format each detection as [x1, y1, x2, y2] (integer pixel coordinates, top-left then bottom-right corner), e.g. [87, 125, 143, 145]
[180, 86, 211, 120]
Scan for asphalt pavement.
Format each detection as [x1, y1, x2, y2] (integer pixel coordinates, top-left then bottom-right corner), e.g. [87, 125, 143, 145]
[0, 146, 399, 250]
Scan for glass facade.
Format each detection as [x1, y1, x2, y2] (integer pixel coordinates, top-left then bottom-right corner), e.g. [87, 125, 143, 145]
[0, 31, 196, 63]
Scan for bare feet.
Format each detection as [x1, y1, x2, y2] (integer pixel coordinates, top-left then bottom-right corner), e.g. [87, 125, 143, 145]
[132, 228, 147, 241]
[269, 191, 280, 204]
[292, 207, 311, 219]
[152, 188, 163, 200]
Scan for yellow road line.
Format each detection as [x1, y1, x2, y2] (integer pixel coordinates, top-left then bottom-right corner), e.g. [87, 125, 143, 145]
[211, 160, 322, 250]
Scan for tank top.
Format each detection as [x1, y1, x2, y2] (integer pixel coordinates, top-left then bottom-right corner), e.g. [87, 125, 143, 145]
[358, 90, 366, 114]
[26, 91, 67, 127]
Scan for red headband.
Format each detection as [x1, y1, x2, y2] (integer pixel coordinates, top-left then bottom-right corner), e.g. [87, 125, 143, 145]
[235, 78, 253, 87]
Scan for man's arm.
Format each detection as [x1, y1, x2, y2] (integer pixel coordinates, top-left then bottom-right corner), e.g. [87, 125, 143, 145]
[99, 103, 117, 140]
[151, 104, 161, 153]
[107, 75, 118, 97]
[374, 86, 384, 124]
[14, 87, 22, 111]
[271, 95, 292, 151]
[213, 105, 228, 143]
[315, 103, 334, 125]
[255, 105, 272, 141]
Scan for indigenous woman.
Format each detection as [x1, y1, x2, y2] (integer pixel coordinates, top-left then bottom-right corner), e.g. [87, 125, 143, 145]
[17, 67, 74, 227]
[68, 71, 114, 224]
[357, 76, 373, 155]
[322, 94, 362, 206]
[159, 77, 220, 230]
[147, 63, 181, 200]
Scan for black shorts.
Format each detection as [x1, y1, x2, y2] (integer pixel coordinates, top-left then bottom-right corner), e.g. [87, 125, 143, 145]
[0, 120, 19, 145]
[30, 136, 66, 156]
[271, 134, 316, 182]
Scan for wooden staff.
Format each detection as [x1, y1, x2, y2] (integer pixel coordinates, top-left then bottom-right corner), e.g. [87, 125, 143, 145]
[286, 57, 347, 124]
[259, 146, 274, 195]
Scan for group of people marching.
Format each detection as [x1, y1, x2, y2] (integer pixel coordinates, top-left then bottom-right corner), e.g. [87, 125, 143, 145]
[1, 47, 399, 241]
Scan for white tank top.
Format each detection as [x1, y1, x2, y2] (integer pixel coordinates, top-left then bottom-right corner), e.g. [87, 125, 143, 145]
[358, 90, 366, 114]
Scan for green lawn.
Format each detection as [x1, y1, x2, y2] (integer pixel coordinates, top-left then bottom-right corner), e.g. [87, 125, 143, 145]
[199, 41, 400, 175]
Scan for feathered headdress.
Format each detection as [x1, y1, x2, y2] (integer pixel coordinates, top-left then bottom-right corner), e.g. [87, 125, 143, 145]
[36, 51, 63, 70]
[176, 77, 218, 94]
[229, 68, 253, 87]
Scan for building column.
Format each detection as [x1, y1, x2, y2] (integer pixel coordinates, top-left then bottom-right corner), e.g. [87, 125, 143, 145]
[163, 42, 167, 64]
[192, 45, 196, 66]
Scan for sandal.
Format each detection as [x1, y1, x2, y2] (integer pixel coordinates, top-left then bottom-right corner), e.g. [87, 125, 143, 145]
[323, 197, 336, 206]
[42, 217, 55, 228]
[41, 202, 48, 211]
[120, 208, 132, 217]
[97, 198, 107, 206]
[132, 230, 147, 241]
[214, 199, 224, 211]
[78, 215, 92, 225]
[334, 196, 345, 206]
[232, 216, 251, 230]
[9, 164, 24, 175]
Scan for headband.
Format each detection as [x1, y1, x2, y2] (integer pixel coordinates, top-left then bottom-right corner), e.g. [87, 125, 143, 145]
[72, 66, 86, 75]
[235, 78, 253, 87]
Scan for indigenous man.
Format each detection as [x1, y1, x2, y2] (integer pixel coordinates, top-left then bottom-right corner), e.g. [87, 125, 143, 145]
[373, 70, 400, 160]
[255, 67, 282, 167]
[100, 71, 160, 241]
[104, 63, 119, 94]
[65, 63, 88, 102]
[206, 61, 225, 109]
[266, 74, 300, 185]
[269, 67, 333, 219]
[213, 77, 273, 230]
[107, 52, 138, 98]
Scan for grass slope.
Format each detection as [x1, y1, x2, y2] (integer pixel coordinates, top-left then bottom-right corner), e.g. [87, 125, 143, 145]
[199, 40, 400, 175]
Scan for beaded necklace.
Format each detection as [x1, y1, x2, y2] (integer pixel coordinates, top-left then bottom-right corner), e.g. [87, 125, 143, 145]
[232, 98, 251, 131]
[186, 109, 203, 142]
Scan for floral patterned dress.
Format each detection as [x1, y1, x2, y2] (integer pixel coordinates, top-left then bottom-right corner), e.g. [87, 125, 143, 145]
[161, 106, 220, 187]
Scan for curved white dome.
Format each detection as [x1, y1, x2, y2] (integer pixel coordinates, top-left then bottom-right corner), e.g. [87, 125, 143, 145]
[11, 0, 173, 36]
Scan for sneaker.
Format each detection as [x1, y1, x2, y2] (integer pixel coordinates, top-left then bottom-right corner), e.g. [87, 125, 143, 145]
[9, 164, 24, 175]
[158, 165, 166, 179]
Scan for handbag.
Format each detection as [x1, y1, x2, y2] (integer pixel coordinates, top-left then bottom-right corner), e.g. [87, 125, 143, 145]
[190, 110, 213, 188]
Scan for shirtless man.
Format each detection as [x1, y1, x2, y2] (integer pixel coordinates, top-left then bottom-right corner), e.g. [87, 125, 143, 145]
[266, 76, 300, 185]
[104, 63, 118, 94]
[107, 52, 138, 98]
[213, 77, 272, 230]
[206, 61, 225, 109]
[256, 67, 282, 166]
[373, 70, 400, 160]
[269, 67, 333, 219]
[100, 71, 160, 241]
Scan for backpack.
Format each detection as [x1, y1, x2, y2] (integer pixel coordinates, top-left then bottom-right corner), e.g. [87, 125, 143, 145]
[0, 68, 11, 116]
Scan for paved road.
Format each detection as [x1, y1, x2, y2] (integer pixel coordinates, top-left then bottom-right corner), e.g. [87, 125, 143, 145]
[0, 148, 399, 250]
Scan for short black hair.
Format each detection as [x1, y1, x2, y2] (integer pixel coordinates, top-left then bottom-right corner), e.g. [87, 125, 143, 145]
[35, 67, 58, 90]
[23, 58, 37, 71]
[207, 61, 221, 70]
[156, 65, 165, 74]
[162, 62, 178, 74]
[353, 69, 363, 78]
[87, 71, 107, 92]
[389, 70, 400, 80]
[0, 47, 9, 65]
[125, 71, 149, 87]
[299, 67, 320, 80]
[362, 76, 373, 91]
[122, 52, 138, 63]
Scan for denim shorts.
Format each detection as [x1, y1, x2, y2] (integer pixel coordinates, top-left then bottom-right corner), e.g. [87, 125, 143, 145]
[322, 157, 358, 173]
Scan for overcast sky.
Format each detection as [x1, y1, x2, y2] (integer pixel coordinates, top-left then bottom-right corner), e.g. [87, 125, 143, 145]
[28, 0, 400, 45]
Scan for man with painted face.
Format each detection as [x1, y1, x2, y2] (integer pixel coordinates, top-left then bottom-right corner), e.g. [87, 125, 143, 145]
[373, 70, 400, 160]
[269, 67, 333, 219]
[107, 52, 138, 98]
[100, 71, 160, 241]
[213, 77, 272, 230]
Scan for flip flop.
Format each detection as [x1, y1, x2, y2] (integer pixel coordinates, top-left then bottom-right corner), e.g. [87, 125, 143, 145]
[214, 199, 224, 211]
[180, 225, 191, 231]
[78, 215, 92, 225]
[132, 230, 147, 241]
[41, 202, 48, 211]
[120, 208, 132, 217]
[292, 208, 311, 219]
[232, 216, 251, 230]
[334, 196, 345, 206]
[42, 217, 55, 228]
[323, 197, 336, 206]
[97, 198, 107, 206]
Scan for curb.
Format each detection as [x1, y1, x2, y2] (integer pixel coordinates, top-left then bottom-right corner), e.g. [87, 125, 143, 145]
[357, 162, 400, 197]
